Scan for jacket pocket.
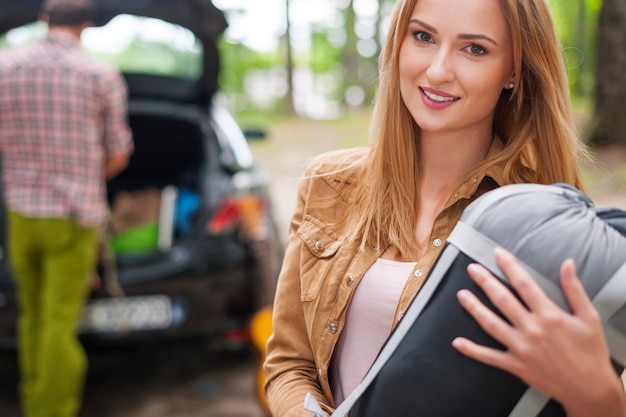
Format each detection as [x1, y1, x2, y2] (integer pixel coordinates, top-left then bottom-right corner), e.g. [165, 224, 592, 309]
[297, 215, 343, 301]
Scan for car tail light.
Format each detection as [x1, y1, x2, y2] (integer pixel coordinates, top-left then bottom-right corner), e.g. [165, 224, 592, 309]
[221, 327, 250, 344]
[207, 198, 240, 234]
[207, 195, 268, 238]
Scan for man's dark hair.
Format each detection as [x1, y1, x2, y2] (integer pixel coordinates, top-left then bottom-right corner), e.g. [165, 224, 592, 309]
[40, 0, 96, 27]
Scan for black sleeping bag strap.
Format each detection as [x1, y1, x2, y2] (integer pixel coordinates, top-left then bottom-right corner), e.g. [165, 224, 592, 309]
[450, 221, 626, 417]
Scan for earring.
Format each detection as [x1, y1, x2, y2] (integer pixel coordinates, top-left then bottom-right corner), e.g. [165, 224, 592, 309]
[506, 83, 515, 89]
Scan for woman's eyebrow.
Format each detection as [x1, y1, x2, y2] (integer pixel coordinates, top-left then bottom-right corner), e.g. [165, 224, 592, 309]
[409, 18, 438, 34]
[409, 18, 499, 46]
[458, 33, 499, 46]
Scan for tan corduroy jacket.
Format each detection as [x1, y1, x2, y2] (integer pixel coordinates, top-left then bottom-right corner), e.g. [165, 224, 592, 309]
[264, 142, 506, 417]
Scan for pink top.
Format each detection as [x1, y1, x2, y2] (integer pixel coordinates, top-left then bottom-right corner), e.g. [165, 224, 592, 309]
[330, 257, 416, 405]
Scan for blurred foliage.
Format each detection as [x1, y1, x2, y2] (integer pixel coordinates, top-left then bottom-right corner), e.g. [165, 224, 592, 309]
[218, 0, 602, 120]
[91, 38, 203, 78]
[548, 0, 602, 98]
[309, 29, 343, 74]
[218, 37, 286, 112]
[0, 2, 603, 120]
[219, 38, 282, 96]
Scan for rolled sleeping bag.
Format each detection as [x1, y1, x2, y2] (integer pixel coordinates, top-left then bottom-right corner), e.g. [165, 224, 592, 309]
[314, 183, 626, 417]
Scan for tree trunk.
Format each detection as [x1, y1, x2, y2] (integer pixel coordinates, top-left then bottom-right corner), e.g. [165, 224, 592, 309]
[342, 0, 360, 101]
[592, 0, 626, 146]
[573, 0, 586, 96]
[284, 0, 295, 115]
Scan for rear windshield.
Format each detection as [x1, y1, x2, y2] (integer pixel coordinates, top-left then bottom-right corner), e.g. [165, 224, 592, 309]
[0, 14, 203, 79]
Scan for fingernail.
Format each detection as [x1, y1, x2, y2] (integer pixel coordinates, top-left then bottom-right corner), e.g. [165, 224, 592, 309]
[457, 289, 470, 302]
[494, 247, 510, 259]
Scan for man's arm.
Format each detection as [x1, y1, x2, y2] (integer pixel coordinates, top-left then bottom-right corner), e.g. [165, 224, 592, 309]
[104, 153, 129, 180]
[100, 70, 134, 176]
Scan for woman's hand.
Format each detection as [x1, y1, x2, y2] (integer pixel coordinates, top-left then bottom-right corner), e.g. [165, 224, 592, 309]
[452, 247, 626, 417]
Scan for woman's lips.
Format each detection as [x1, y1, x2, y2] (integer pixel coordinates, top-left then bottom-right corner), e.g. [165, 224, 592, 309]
[420, 87, 460, 110]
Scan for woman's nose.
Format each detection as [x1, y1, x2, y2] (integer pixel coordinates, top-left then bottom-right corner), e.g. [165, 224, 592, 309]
[426, 49, 455, 84]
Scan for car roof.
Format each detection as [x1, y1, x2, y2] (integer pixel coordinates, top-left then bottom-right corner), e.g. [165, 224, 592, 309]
[0, 0, 228, 105]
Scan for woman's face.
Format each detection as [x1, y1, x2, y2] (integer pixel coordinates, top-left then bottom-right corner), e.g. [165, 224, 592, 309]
[398, 0, 514, 139]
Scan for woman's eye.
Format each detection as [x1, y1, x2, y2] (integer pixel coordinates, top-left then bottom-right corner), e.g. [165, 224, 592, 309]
[465, 44, 487, 56]
[413, 31, 433, 43]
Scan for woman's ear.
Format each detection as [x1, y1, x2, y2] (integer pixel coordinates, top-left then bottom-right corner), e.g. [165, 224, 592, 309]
[504, 74, 517, 90]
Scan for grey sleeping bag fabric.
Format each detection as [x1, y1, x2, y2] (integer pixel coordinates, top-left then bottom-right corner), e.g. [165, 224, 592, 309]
[306, 183, 626, 417]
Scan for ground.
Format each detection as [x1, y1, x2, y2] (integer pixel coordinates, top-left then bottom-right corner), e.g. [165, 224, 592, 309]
[582, 143, 626, 207]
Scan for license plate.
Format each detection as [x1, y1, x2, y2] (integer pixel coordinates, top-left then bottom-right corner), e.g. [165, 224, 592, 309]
[79, 295, 173, 333]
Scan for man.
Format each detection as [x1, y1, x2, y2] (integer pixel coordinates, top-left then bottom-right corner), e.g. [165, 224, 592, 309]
[0, 0, 133, 416]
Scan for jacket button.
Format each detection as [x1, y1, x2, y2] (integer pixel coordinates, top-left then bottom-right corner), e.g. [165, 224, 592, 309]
[433, 238, 442, 247]
[345, 275, 354, 285]
[413, 269, 423, 278]
[328, 323, 338, 334]
[314, 241, 324, 251]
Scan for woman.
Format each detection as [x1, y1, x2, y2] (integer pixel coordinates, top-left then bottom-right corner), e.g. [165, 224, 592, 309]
[263, 0, 626, 416]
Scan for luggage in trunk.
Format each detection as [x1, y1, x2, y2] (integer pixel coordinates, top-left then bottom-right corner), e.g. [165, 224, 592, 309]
[107, 113, 204, 254]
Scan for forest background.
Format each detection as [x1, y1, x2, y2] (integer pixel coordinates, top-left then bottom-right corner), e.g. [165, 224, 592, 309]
[213, 0, 625, 148]
[1, 0, 623, 149]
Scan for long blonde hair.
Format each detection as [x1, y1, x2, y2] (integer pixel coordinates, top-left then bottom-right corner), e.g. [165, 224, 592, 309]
[337, 0, 588, 259]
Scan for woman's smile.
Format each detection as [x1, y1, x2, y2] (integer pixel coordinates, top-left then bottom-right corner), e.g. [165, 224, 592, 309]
[420, 87, 460, 110]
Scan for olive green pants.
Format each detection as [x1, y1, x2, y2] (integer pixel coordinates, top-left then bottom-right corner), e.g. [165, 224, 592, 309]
[7, 210, 98, 417]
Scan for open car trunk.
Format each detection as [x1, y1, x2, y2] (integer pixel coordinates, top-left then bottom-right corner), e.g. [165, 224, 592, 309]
[106, 107, 207, 257]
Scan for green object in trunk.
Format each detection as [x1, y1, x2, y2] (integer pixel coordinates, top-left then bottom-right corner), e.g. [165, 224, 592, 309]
[110, 222, 159, 254]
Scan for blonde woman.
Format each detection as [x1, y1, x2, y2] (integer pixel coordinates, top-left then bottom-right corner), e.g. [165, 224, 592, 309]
[263, 0, 626, 416]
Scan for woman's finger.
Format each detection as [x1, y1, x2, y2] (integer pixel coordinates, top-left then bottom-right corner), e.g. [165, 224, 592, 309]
[559, 259, 600, 322]
[466, 261, 531, 329]
[493, 247, 559, 313]
[456, 280, 517, 347]
[451, 336, 523, 376]
[561, 259, 593, 315]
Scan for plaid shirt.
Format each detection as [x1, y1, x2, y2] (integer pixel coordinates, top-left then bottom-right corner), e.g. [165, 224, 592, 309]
[0, 31, 133, 227]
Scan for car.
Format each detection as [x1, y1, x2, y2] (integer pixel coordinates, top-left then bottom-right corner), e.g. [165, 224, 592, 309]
[0, 0, 283, 350]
